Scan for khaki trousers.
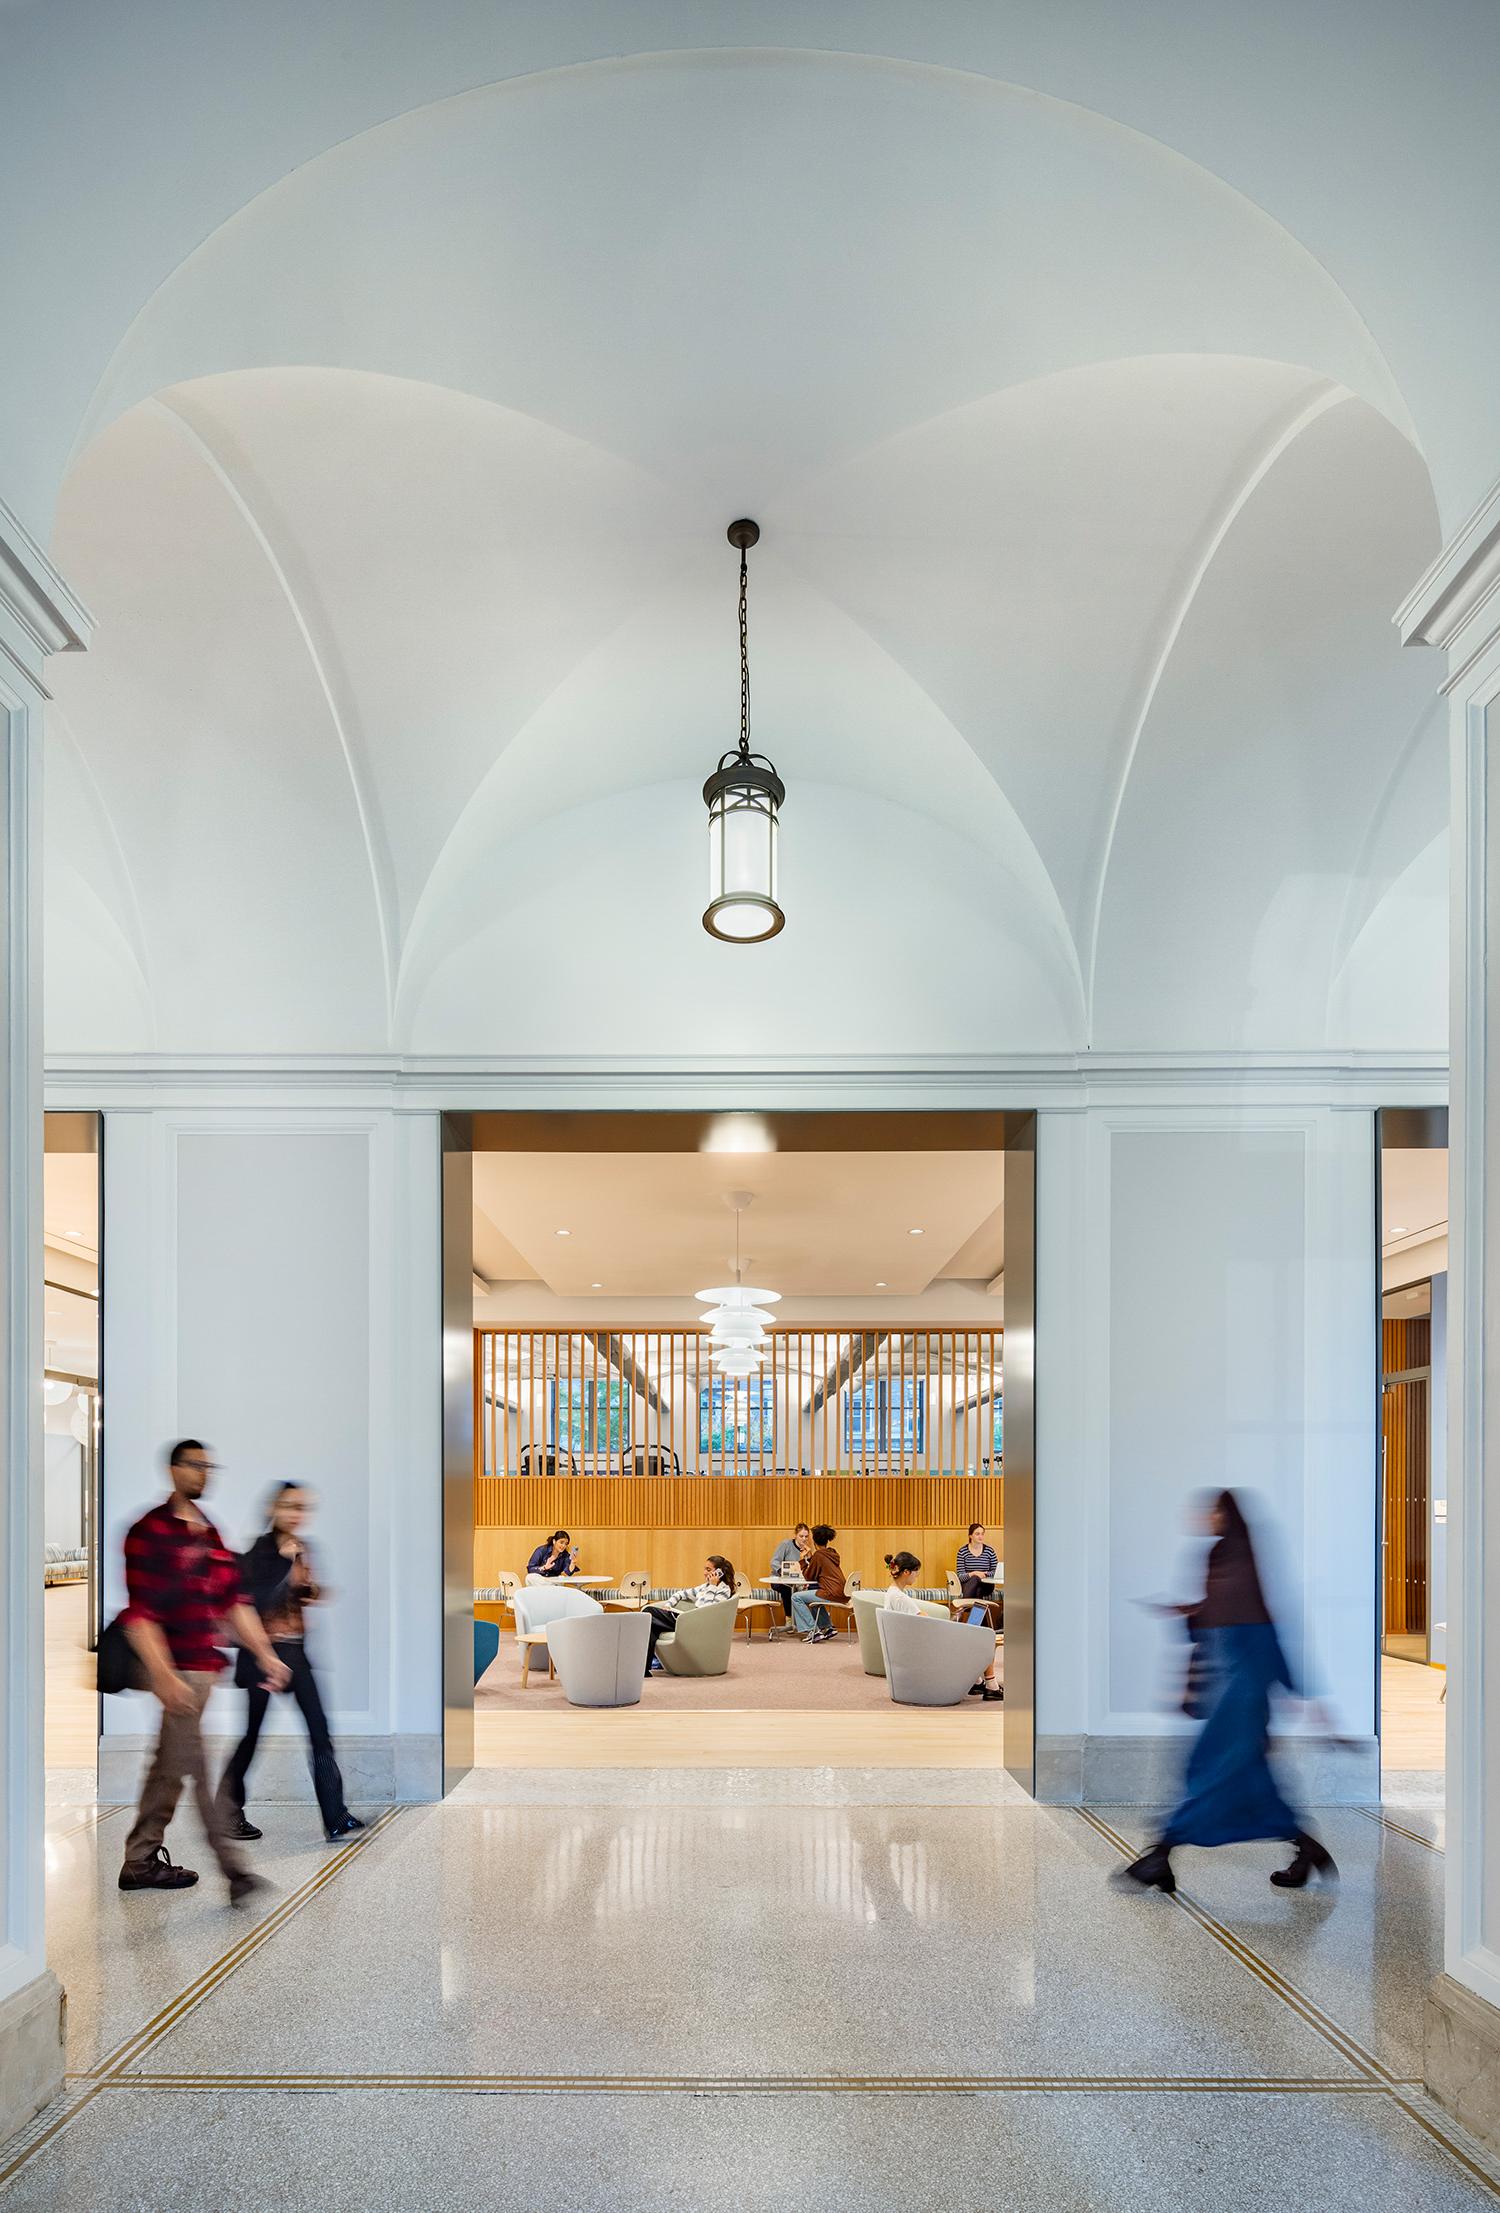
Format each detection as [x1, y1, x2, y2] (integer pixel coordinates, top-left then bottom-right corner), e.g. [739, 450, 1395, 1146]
[122, 1669, 247, 1880]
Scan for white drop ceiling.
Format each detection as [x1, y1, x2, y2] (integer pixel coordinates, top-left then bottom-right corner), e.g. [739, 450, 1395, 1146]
[472, 1150, 1002, 1299]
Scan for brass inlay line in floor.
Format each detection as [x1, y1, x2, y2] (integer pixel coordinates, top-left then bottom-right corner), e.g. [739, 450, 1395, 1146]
[1074, 1808, 1393, 2084]
[45, 1805, 128, 1844]
[0, 2085, 105, 2193]
[108, 2071, 1390, 2097]
[1074, 1807, 1500, 2202]
[1353, 1804, 1444, 1854]
[87, 1806, 401, 2082]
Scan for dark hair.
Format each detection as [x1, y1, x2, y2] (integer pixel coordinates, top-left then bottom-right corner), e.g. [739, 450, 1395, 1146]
[811, 1523, 835, 1547]
[266, 1478, 306, 1514]
[967, 1521, 985, 1539]
[707, 1553, 736, 1589]
[885, 1550, 921, 1577]
[168, 1438, 206, 1468]
[550, 1530, 570, 1545]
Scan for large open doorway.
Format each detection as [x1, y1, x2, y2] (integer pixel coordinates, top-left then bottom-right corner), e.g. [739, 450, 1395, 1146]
[1377, 1109, 1447, 1816]
[41, 1112, 102, 1791]
[441, 1109, 1037, 1792]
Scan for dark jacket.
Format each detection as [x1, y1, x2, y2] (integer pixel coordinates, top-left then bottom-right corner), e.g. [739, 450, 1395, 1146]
[803, 1545, 845, 1600]
[527, 1542, 575, 1577]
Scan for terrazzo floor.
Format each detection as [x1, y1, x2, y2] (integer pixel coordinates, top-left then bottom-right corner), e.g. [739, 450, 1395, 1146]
[6, 1778, 1494, 2210]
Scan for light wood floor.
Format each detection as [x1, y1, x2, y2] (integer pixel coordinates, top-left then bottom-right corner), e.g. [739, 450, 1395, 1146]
[1380, 1652, 1446, 1772]
[45, 1582, 97, 1771]
[474, 1707, 1005, 1768]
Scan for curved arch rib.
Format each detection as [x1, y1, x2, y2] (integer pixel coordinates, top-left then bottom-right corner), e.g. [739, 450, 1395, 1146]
[146, 391, 398, 1029]
[1081, 380, 1350, 1037]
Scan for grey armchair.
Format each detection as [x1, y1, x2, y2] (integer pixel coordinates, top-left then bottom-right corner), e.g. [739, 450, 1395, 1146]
[876, 1607, 995, 1706]
[656, 1598, 736, 1677]
[548, 1611, 651, 1706]
[851, 1589, 948, 1676]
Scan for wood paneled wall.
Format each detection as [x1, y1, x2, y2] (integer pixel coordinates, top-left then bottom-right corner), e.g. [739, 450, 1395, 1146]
[475, 1472, 1003, 1595]
[1382, 1315, 1430, 1640]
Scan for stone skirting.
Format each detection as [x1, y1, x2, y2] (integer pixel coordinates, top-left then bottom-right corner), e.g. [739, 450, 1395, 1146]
[1034, 1731, 1380, 1806]
[97, 1731, 443, 1807]
[1425, 1973, 1500, 2155]
[0, 1972, 65, 2150]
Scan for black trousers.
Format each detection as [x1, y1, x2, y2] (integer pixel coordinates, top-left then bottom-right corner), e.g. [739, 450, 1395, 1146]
[218, 1640, 350, 1833]
[644, 1605, 678, 1671]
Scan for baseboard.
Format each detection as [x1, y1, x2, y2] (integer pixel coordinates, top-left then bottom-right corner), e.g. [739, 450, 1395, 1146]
[1034, 1731, 1381, 1806]
[0, 1972, 65, 2151]
[97, 1731, 443, 1806]
[1426, 1972, 1500, 2155]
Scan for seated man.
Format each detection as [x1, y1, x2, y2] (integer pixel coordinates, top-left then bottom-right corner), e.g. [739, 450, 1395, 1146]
[770, 1521, 812, 1624]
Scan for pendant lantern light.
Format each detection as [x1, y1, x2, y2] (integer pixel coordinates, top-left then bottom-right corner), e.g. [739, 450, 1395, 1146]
[702, 520, 785, 942]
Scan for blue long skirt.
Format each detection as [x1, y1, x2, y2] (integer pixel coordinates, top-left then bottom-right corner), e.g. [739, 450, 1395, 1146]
[1161, 1623, 1302, 1849]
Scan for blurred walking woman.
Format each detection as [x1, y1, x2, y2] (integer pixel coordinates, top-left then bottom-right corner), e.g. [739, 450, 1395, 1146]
[1121, 1490, 1334, 1896]
[218, 1483, 363, 1844]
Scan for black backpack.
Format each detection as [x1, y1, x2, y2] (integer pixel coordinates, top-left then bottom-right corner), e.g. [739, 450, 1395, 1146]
[96, 1614, 148, 1695]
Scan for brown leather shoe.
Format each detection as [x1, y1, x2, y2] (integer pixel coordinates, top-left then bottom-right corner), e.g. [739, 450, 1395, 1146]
[228, 1870, 272, 1908]
[119, 1846, 198, 1890]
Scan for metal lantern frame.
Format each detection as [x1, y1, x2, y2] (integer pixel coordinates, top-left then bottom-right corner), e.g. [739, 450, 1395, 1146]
[702, 519, 786, 944]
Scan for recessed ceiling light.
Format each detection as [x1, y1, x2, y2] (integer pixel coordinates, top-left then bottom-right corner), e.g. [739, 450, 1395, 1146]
[1390, 1225, 1408, 1235]
[908, 1227, 924, 1237]
[591, 1282, 602, 1290]
[555, 1228, 571, 1237]
[875, 1281, 887, 1289]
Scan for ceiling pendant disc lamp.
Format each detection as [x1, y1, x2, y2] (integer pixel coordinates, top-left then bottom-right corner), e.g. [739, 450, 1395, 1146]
[702, 520, 786, 943]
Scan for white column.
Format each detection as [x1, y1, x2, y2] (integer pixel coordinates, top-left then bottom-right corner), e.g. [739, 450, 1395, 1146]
[98, 1105, 444, 1806]
[1400, 482, 1500, 2141]
[1034, 1099, 1380, 1804]
[0, 497, 90, 2139]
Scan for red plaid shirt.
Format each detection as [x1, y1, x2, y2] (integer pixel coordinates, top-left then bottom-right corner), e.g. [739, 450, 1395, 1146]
[122, 1501, 247, 1673]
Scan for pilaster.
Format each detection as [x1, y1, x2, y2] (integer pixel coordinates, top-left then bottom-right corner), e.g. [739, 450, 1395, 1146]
[1400, 472, 1500, 2138]
[0, 496, 89, 2144]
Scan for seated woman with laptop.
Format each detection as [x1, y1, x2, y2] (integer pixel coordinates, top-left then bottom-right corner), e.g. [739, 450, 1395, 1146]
[886, 1550, 1002, 1700]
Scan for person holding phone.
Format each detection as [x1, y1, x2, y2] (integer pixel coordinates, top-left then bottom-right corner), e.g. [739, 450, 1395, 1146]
[527, 1531, 577, 1578]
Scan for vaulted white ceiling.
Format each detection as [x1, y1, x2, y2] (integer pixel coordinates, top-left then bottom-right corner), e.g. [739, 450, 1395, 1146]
[34, 40, 1451, 1060]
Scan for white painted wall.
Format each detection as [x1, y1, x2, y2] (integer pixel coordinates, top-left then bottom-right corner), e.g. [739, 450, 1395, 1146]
[1036, 1105, 1378, 1793]
[99, 1109, 442, 1797]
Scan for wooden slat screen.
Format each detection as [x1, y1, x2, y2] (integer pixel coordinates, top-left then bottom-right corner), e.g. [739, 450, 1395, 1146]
[476, 1325, 1002, 1484]
[475, 1325, 1003, 1592]
[1382, 1315, 1430, 1640]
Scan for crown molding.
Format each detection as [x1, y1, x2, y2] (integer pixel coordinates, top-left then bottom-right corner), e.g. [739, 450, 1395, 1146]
[43, 1047, 1448, 1114]
[1396, 472, 1500, 675]
[0, 494, 92, 686]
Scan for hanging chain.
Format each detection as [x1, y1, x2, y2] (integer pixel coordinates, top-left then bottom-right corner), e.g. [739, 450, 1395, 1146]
[738, 544, 751, 760]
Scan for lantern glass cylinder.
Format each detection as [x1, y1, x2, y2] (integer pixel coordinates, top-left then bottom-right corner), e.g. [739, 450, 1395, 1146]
[703, 757, 784, 942]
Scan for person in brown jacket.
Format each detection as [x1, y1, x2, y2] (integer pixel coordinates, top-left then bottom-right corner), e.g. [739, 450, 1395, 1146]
[791, 1524, 845, 1642]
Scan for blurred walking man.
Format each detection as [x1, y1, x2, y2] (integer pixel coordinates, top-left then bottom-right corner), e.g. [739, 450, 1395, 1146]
[119, 1439, 290, 1903]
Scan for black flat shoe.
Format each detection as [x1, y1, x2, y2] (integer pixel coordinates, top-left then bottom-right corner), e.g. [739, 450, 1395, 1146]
[1118, 1846, 1176, 1894]
[1270, 1832, 1337, 1888]
[223, 1815, 262, 1841]
[325, 1814, 366, 1841]
[967, 1682, 985, 1696]
[981, 1686, 1004, 1701]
